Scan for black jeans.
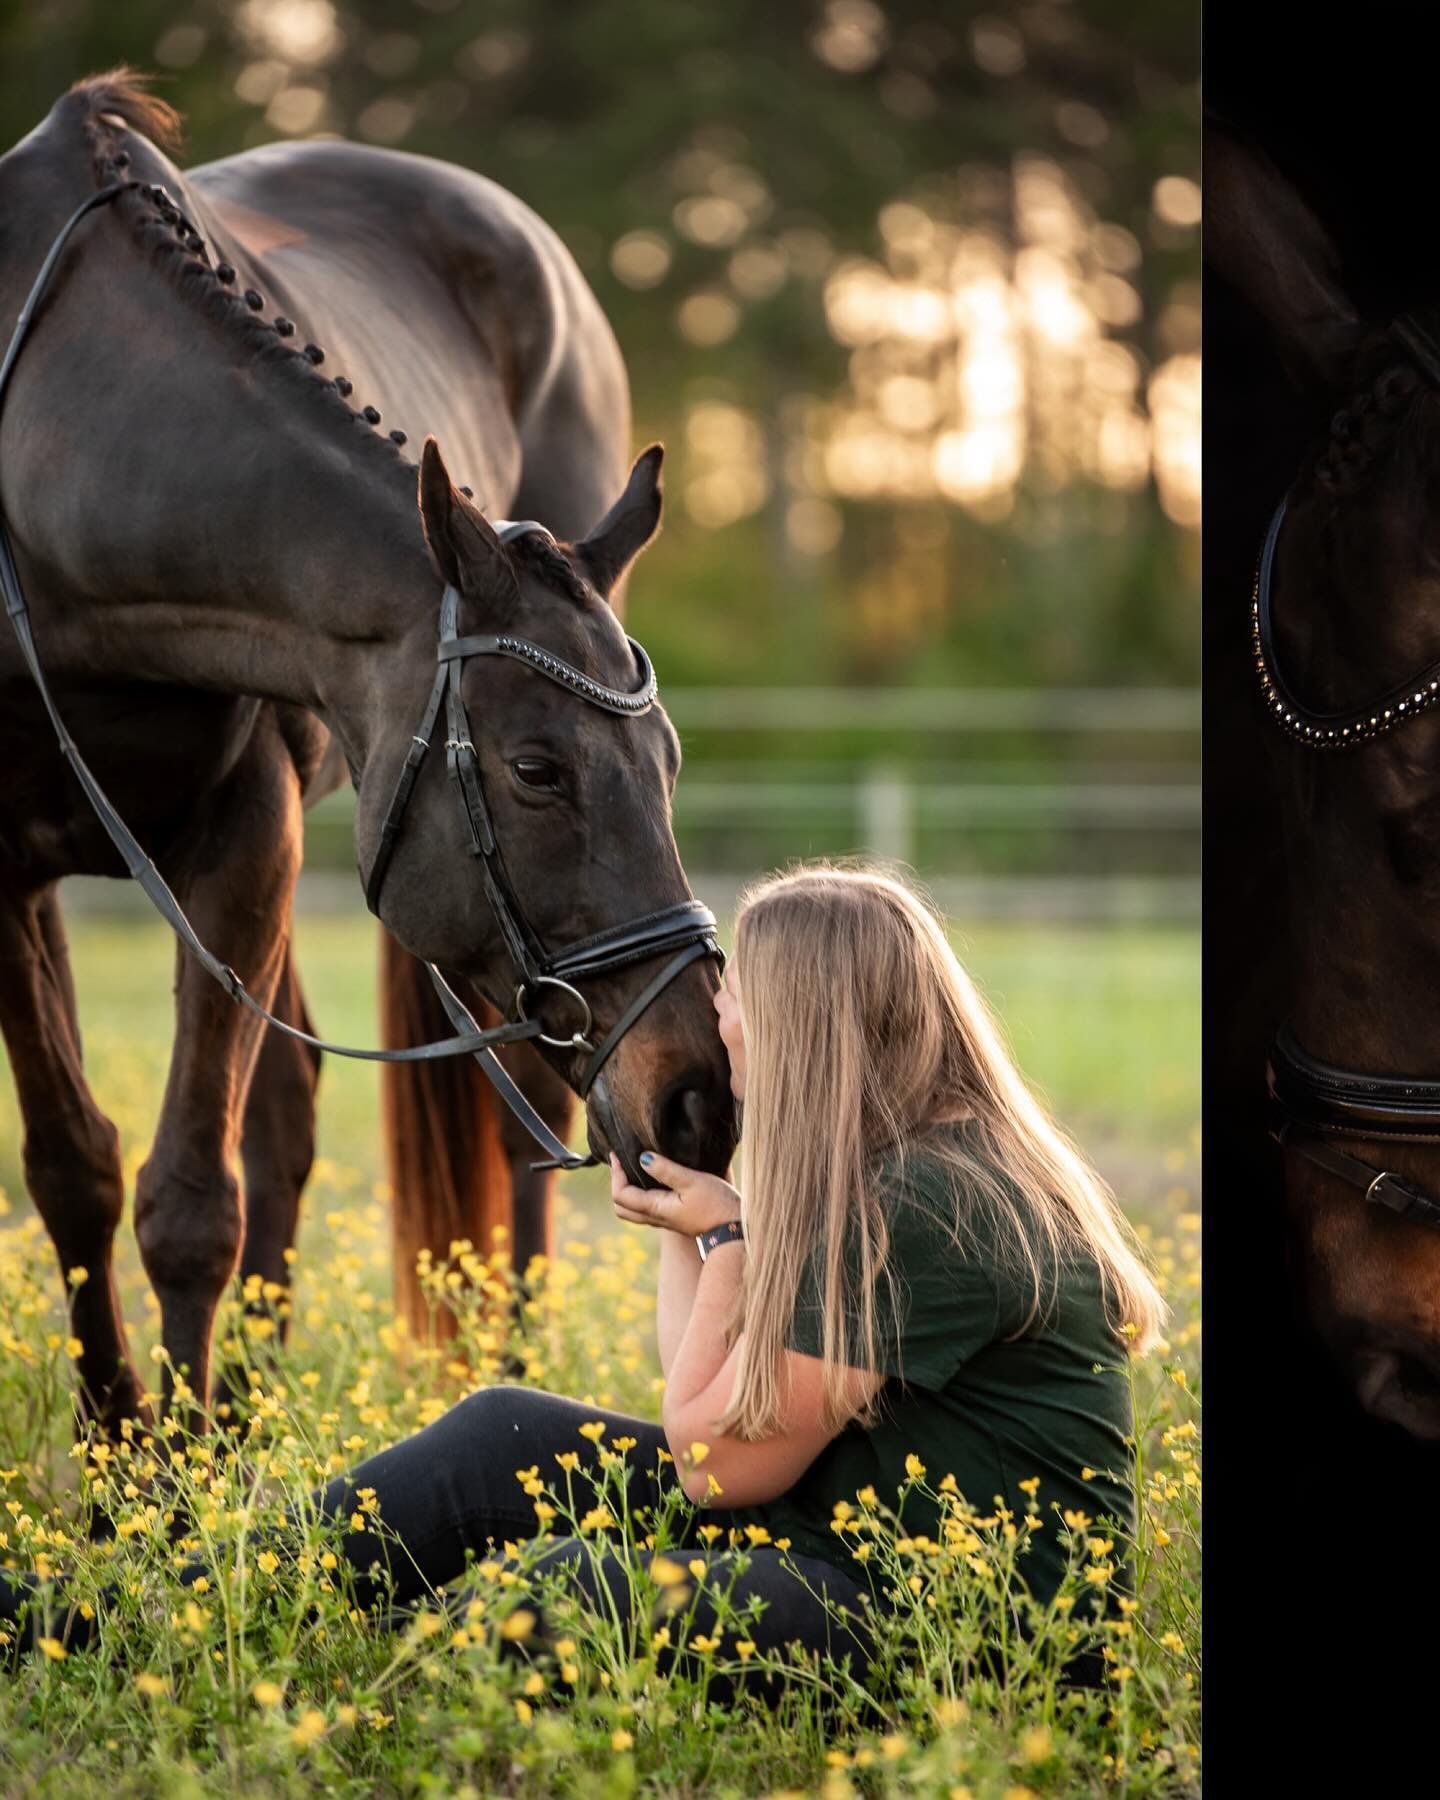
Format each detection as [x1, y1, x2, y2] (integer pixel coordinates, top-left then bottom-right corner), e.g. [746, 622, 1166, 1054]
[311, 1385, 877, 1706]
[0, 1387, 876, 1709]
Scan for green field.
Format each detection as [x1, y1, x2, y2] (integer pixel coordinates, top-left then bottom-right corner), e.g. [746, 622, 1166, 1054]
[0, 910, 1200, 1796]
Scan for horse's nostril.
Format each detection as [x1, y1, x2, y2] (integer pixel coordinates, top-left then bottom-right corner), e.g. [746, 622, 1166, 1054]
[1353, 1345, 1440, 1442]
[654, 1074, 729, 1169]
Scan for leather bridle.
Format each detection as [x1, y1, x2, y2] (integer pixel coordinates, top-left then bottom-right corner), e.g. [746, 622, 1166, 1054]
[0, 181, 723, 1174]
[361, 541, 723, 1165]
[1254, 309, 1440, 1226]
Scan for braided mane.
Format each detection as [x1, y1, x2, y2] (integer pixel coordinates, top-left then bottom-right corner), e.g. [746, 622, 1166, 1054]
[1314, 345, 1426, 499]
[61, 71, 595, 598]
[63, 71, 429, 495]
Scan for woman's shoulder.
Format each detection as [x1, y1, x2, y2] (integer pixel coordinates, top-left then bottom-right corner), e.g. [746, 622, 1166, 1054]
[868, 1123, 1011, 1272]
[873, 1120, 1000, 1225]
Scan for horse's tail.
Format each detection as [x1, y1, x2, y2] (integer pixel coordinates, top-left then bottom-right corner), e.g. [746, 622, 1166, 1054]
[379, 930, 512, 1343]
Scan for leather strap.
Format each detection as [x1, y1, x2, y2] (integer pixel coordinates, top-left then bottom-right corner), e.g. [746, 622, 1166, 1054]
[578, 937, 717, 1095]
[1273, 1121, 1440, 1229]
[436, 631, 657, 714]
[550, 902, 720, 983]
[425, 965, 593, 1171]
[1268, 1022, 1440, 1144]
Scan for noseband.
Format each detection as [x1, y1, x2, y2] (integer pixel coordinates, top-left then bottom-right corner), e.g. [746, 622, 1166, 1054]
[0, 182, 722, 1174]
[1254, 310, 1440, 1225]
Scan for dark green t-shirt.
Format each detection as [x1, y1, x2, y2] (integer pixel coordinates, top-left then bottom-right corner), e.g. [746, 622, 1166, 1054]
[731, 1127, 1135, 1609]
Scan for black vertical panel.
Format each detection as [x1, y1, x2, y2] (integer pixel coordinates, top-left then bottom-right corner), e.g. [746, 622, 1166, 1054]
[1206, 2, 1440, 1785]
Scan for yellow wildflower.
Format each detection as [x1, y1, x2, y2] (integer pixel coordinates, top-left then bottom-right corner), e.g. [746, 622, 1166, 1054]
[291, 1710, 326, 1749]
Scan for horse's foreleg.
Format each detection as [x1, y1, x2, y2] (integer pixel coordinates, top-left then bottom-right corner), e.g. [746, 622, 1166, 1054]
[132, 724, 302, 1425]
[0, 884, 145, 1434]
[221, 943, 320, 1391]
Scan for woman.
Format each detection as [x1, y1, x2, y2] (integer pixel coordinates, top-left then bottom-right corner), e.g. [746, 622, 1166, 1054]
[3, 863, 1166, 1698]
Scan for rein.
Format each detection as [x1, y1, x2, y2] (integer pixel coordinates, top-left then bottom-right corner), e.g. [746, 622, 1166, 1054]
[0, 181, 722, 1173]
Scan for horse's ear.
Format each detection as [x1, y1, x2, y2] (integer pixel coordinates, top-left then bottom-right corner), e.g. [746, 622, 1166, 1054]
[417, 437, 514, 600]
[1205, 112, 1360, 395]
[576, 445, 664, 599]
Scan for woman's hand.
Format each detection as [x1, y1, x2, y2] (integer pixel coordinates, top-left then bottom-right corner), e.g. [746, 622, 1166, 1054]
[610, 1151, 742, 1238]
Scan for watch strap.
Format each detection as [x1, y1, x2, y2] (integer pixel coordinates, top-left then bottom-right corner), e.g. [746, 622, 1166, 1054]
[696, 1219, 745, 1261]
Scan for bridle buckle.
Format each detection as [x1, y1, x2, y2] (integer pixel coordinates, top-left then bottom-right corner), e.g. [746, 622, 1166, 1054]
[1365, 1169, 1401, 1208]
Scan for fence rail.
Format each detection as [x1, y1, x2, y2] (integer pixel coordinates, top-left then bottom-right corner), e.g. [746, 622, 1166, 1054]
[661, 687, 1201, 731]
[61, 689, 1202, 923]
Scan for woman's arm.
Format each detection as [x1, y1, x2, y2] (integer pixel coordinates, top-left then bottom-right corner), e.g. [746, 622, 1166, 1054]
[612, 1152, 884, 1507]
[660, 1243, 881, 1505]
[654, 1229, 703, 1380]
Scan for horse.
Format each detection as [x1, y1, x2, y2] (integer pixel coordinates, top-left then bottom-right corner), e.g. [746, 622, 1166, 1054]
[1207, 115, 1440, 1444]
[0, 71, 738, 1433]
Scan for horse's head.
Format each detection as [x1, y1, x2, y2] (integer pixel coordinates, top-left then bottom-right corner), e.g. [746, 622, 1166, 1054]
[356, 439, 737, 1183]
[1211, 117, 1440, 1436]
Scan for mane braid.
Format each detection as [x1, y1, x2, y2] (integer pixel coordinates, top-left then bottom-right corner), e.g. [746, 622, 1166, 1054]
[508, 533, 598, 608]
[1315, 348, 1426, 502]
[71, 71, 418, 497]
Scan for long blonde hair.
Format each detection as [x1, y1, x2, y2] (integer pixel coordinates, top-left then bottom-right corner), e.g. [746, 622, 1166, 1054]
[716, 861, 1169, 1441]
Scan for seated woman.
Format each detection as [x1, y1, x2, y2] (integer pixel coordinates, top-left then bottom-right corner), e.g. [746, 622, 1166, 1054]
[1, 863, 1165, 1699]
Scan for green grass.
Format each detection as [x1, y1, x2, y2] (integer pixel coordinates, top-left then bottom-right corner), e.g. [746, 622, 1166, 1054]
[0, 910, 1200, 1796]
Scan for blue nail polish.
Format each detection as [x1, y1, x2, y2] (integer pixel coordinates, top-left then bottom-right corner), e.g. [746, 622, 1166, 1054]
[639, 1152, 654, 1166]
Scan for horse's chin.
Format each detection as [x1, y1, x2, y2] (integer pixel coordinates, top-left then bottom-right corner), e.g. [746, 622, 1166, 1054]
[584, 1076, 654, 1190]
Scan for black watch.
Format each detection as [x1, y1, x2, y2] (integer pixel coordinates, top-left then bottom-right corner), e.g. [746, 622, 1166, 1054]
[696, 1219, 745, 1261]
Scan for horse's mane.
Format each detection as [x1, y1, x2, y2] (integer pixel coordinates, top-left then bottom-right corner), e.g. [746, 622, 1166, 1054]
[69, 68, 183, 156]
[60, 71, 603, 600]
[1314, 343, 1430, 502]
[60, 71, 431, 497]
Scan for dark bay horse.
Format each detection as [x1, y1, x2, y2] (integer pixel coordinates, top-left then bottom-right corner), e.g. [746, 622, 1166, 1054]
[0, 73, 736, 1429]
[1208, 118, 1440, 1442]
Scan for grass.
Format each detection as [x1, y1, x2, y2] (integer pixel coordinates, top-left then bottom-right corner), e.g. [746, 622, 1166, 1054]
[0, 910, 1200, 1796]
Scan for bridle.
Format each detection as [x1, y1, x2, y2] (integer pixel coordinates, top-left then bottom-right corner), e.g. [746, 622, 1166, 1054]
[0, 181, 723, 1175]
[1253, 308, 1440, 1228]
[362, 537, 723, 1166]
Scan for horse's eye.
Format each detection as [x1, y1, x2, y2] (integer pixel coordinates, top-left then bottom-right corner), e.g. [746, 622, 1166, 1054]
[512, 757, 561, 792]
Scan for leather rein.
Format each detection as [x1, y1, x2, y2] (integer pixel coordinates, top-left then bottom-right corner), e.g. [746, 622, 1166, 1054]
[1254, 309, 1440, 1226]
[0, 181, 722, 1174]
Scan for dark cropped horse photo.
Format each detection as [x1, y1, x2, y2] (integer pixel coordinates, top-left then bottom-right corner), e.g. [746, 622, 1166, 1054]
[1208, 120, 1440, 1443]
[0, 72, 737, 1433]
[1206, 12, 1440, 1775]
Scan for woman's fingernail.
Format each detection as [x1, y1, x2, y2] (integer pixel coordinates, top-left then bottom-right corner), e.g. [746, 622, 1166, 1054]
[639, 1152, 654, 1166]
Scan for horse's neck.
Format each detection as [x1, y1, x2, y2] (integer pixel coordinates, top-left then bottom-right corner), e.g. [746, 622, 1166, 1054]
[0, 121, 454, 774]
[5, 276, 435, 770]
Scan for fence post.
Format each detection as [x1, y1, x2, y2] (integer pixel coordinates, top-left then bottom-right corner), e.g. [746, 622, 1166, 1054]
[859, 759, 914, 865]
